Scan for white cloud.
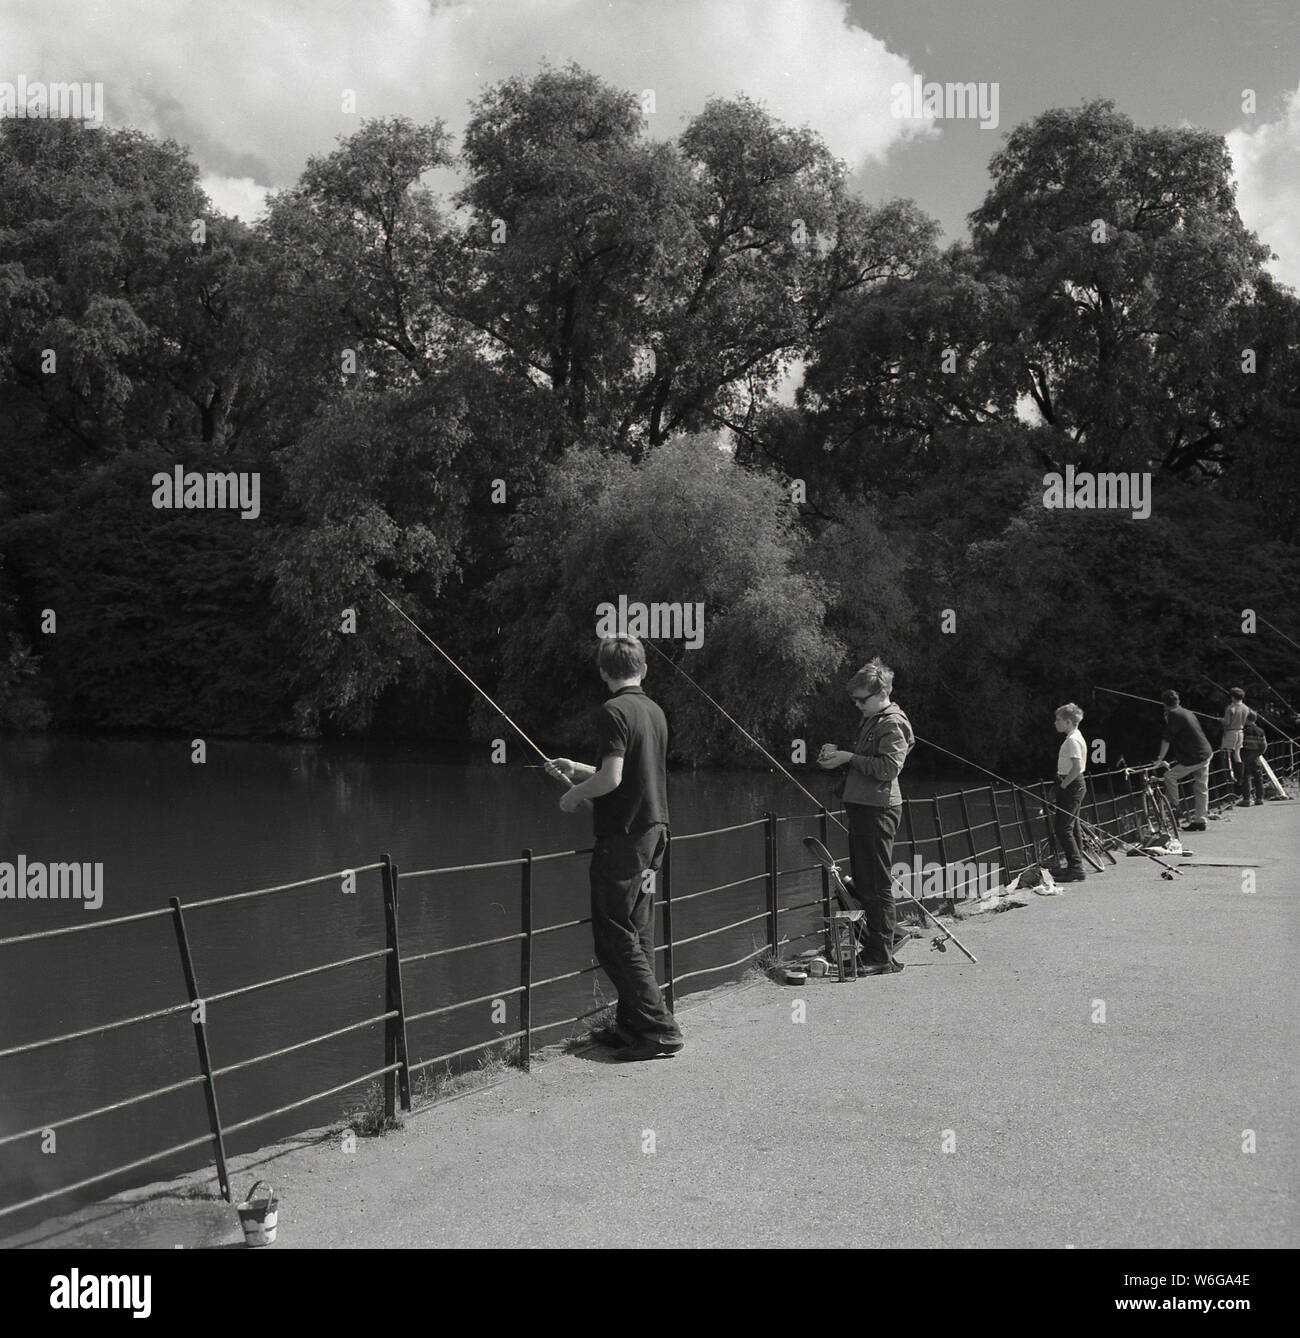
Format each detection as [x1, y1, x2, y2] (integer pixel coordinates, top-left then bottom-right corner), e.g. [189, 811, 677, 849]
[6, 0, 926, 205]
[201, 174, 270, 222]
[1228, 85, 1300, 292]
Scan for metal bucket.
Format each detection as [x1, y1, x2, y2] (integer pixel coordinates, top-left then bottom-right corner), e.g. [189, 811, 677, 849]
[236, 1180, 278, 1247]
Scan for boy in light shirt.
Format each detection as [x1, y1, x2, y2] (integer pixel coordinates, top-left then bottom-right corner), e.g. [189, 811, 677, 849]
[1053, 703, 1088, 882]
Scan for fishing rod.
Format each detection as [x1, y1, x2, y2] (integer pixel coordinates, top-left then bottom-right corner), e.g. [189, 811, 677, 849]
[378, 592, 573, 788]
[1258, 615, 1300, 654]
[1213, 638, 1300, 725]
[1202, 671, 1299, 749]
[914, 733, 1186, 878]
[642, 640, 977, 962]
[1094, 685, 1217, 723]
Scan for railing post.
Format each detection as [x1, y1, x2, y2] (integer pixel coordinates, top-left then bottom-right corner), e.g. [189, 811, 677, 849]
[1013, 788, 1035, 867]
[662, 831, 675, 1013]
[956, 790, 977, 900]
[380, 854, 411, 1118]
[989, 785, 1011, 874]
[901, 799, 920, 918]
[765, 812, 779, 952]
[932, 797, 953, 905]
[818, 808, 832, 957]
[168, 897, 231, 1203]
[519, 848, 533, 1072]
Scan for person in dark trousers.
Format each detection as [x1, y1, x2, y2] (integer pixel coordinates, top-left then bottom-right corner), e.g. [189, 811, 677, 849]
[1154, 689, 1213, 831]
[818, 657, 914, 975]
[1052, 703, 1088, 881]
[1238, 710, 1267, 806]
[547, 635, 683, 1061]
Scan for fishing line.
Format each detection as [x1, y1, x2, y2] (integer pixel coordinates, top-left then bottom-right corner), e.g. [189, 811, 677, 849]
[1258, 615, 1300, 654]
[1202, 671, 1299, 748]
[1095, 685, 1217, 722]
[1214, 639, 1300, 726]
[379, 591, 571, 786]
[642, 639, 845, 830]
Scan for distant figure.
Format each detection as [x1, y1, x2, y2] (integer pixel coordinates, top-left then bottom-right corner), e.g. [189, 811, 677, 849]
[1154, 689, 1213, 831]
[547, 635, 683, 1062]
[1238, 710, 1267, 807]
[1220, 687, 1249, 780]
[1052, 703, 1088, 881]
[817, 657, 914, 975]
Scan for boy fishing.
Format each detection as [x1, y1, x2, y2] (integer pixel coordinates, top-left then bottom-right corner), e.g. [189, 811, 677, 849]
[547, 635, 684, 1061]
[817, 657, 914, 975]
[1052, 703, 1088, 881]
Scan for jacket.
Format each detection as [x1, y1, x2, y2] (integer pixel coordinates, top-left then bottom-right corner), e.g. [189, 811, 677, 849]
[841, 703, 914, 808]
[1241, 720, 1267, 757]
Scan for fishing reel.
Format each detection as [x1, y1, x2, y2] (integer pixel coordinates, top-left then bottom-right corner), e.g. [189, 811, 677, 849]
[930, 935, 948, 952]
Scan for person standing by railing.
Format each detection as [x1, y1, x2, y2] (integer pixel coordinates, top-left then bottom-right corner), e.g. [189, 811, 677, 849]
[1153, 689, 1213, 832]
[1052, 703, 1088, 882]
[547, 635, 684, 1062]
[817, 657, 913, 975]
[1220, 687, 1249, 782]
[1238, 710, 1267, 807]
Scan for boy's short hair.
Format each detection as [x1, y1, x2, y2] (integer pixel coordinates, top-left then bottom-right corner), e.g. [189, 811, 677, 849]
[597, 635, 645, 680]
[1229, 686, 1245, 700]
[1161, 689, 1180, 708]
[1246, 708, 1258, 721]
[1055, 702, 1084, 726]
[848, 656, 894, 697]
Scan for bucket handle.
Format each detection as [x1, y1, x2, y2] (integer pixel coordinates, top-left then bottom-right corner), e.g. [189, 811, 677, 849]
[244, 1179, 274, 1208]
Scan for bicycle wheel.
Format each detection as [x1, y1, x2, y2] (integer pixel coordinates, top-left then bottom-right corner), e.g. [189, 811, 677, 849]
[1079, 825, 1111, 870]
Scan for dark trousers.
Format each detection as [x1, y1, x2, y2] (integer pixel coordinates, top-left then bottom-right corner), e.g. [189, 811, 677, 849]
[1053, 777, 1085, 871]
[590, 824, 681, 1045]
[1239, 754, 1265, 803]
[846, 802, 901, 963]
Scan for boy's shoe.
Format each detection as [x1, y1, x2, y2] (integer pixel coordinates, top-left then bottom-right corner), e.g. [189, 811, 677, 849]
[1236, 799, 1252, 807]
[1184, 821, 1207, 832]
[858, 959, 904, 976]
[1254, 799, 1265, 806]
[589, 1026, 630, 1049]
[1057, 867, 1087, 882]
[611, 1037, 684, 1062]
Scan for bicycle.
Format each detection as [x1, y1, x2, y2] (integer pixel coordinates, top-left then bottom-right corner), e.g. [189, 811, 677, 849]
[1122, 763, 1181, 843]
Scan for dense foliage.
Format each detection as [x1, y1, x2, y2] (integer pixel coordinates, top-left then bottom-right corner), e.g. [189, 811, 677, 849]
[2, 71, 1296, 772]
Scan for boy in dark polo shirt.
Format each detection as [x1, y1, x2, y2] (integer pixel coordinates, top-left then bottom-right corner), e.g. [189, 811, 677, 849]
[1154, 689, 1213, 831]
[547, 635, 683, 1061]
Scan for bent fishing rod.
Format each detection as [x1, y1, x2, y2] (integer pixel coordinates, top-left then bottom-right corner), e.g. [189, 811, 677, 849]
[642, 640, 977, 962]
[378, 591, 574, 789]
[914, 734, 1186, 878]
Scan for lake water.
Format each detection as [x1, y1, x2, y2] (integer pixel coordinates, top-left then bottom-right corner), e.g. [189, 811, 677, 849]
[0, 736, 978, 1234]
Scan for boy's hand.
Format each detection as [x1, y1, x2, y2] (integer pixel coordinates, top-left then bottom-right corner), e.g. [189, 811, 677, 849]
[558, 788, 590, 814]
[817, 748, 852, 769]
[546, 758, 575, 781]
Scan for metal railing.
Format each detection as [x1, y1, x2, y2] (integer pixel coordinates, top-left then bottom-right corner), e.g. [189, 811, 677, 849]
[1, 745, 1292, 1227]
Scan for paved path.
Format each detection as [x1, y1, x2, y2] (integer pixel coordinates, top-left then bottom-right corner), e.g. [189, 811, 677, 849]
[11, 800, 1297, 1249]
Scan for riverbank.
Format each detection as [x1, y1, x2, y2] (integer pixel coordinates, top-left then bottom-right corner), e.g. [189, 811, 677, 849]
[7, 798, 1295, 1249]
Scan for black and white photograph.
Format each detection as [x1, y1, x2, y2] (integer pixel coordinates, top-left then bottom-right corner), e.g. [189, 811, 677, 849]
[0, 0, 1296, 1298]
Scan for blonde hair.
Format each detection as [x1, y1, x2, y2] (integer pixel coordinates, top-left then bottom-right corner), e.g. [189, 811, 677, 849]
[848, 657, 894, 697]
[1055, 703, 1084, 726]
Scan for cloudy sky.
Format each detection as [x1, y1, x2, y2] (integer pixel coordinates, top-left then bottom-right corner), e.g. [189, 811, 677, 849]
[9, 0, 1300, 284]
